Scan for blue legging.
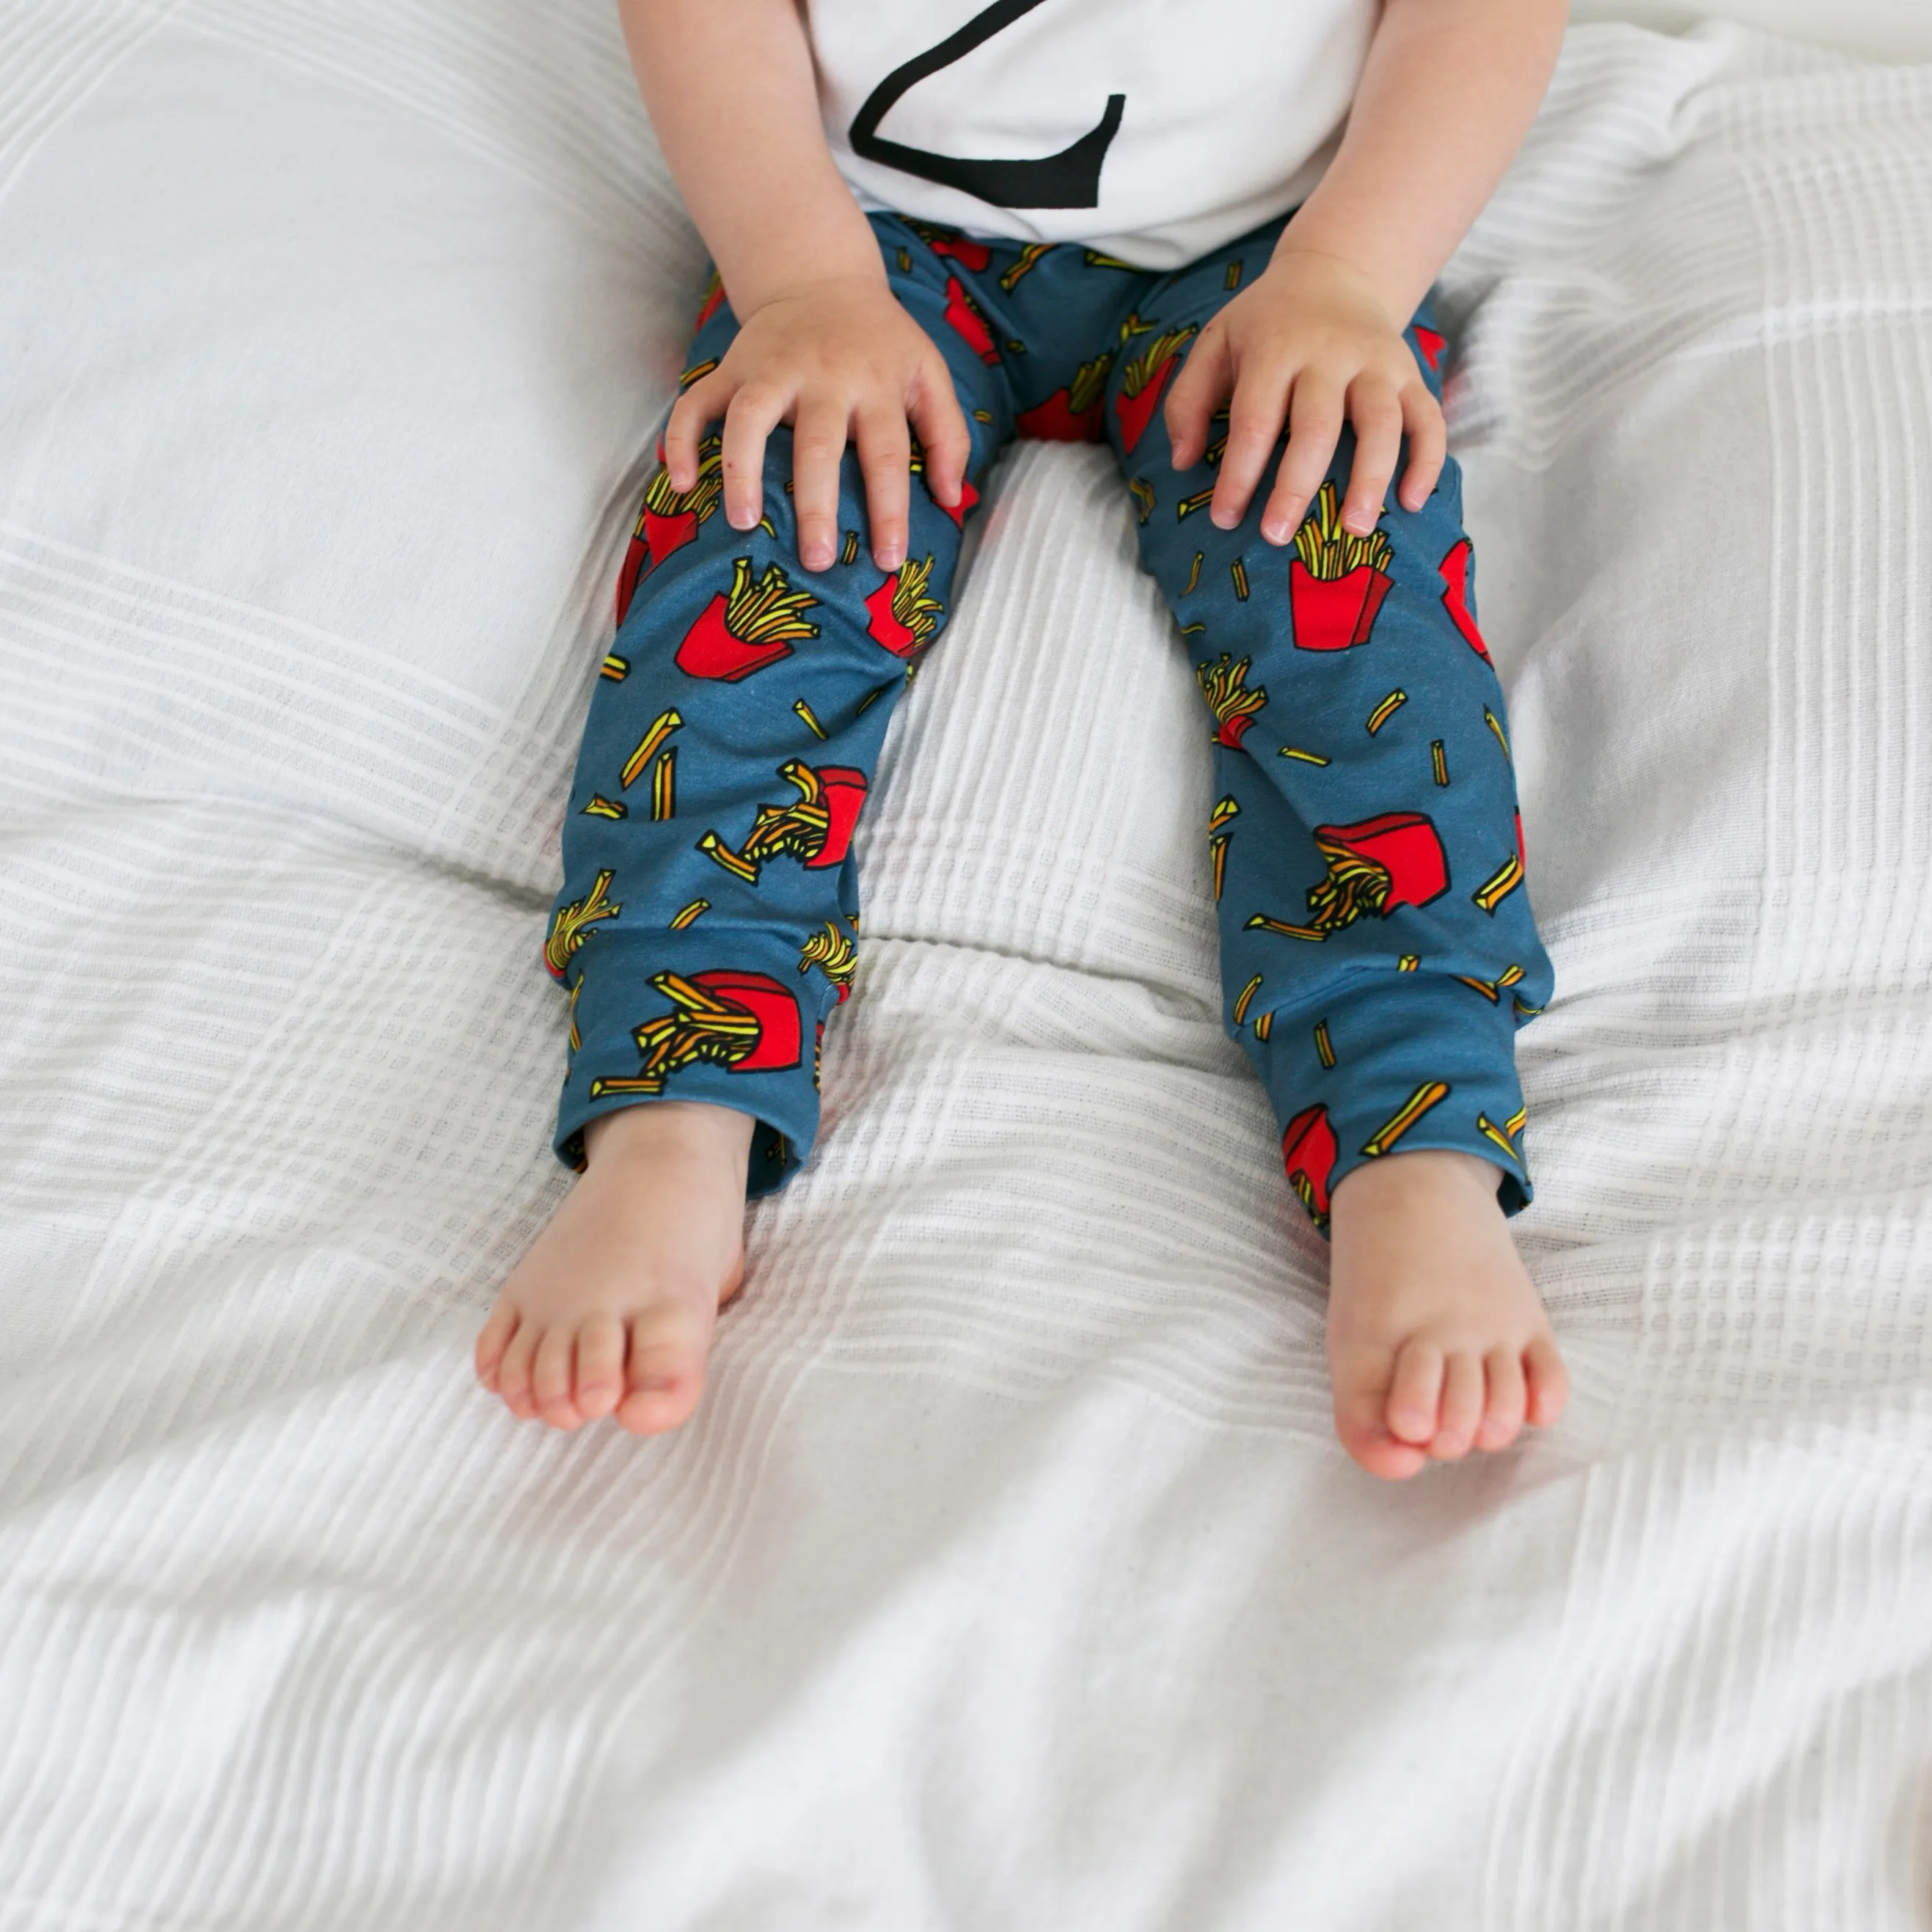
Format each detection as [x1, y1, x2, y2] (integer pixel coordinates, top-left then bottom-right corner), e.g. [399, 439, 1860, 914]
[545, 211, 1553, 1228]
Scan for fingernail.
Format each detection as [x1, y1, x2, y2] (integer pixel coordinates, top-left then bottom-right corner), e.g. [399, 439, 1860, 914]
[877, 546, 903, 571]
[1210, 508, 1236, 530]
[1261, 520, 1288, 545]
[802, 544, 833, 571]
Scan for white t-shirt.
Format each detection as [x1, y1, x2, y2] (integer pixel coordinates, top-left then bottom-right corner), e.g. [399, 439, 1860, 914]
[806, 0, 1380, 271]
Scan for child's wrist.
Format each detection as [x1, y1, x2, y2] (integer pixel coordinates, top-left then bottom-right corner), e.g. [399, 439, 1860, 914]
[716, 204, 888, 320]
[1265, 231, 1427, 332]
[730, 262, 892, 324]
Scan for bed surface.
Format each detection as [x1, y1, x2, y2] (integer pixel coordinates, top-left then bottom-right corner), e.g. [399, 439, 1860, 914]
[2, 4, 1931, 1927]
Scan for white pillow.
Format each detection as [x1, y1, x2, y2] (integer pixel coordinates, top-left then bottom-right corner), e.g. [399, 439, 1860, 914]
[1567, 0, 1932, 60]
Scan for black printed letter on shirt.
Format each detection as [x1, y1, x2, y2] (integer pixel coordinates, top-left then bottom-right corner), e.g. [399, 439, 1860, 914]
[849, 0, 1124, 210]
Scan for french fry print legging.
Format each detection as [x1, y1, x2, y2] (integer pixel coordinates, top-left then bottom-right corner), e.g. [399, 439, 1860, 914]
[546, 210, 1554, 1227]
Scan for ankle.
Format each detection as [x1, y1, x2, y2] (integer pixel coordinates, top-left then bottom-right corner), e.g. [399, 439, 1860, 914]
[582, 1101, 756, 1182]
[1330, 1147, 1503, 1226]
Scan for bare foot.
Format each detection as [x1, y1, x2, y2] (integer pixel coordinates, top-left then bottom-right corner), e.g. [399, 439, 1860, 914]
[1325, 1149, 1567, 1480]
[475, 1102, 753, 1435]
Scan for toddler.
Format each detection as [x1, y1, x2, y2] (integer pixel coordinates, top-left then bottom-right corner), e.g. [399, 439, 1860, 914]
[476, 0, 1572, 1479]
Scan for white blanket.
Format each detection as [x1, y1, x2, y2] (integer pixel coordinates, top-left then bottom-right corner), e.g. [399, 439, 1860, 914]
[1, 7, 1930, 1927]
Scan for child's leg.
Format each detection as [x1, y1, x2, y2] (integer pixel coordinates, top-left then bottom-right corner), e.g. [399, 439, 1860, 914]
[478, 228, 1011, 1433]
[1108, 232, 1566, 1478]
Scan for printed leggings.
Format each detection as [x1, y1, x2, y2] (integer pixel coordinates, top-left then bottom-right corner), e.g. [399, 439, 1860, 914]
[545, 210, 1554, 1226]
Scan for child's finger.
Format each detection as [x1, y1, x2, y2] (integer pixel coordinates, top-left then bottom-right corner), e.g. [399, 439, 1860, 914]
[854, 403, 910, 572]
[789, 394, 852, 572]
[1397, 386, 1447, 512]
[719, 380, 789, 535]
[1340, 376, 1402, 535]
[1210, 363, 1293, 529]
[1163, 326, 1229, 470]
[1259, 372, 1344, 544]
[907, 373, 971, 510]
[665, 370, 731, 489]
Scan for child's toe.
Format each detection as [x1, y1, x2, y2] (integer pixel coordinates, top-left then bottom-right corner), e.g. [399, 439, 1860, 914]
[1428, 1349, 1484, 1459]
[613, 1312, 709, 1436]
[496, 1322, 542, 1419]
[1385, 1339, 1444, 1446]
[614, 1366, 703, 1436]
[574, 1313, 627, 1421]
[1331, 1357, 1428, 1479]
[531, 1325, 585, 1430]
[474, 1300, 518, 1388]
[1476, 1345, 1527, 1449]
[1525, 1334, 1569, 1427]
[1338, 1414, 1432, 1481]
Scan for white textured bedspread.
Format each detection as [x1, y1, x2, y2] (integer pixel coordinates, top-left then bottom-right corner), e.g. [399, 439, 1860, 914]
[1, 7, 1930, 1927]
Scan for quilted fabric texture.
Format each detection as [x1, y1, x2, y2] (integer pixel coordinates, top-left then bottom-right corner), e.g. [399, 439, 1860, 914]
[1, 7, 1929, 1927]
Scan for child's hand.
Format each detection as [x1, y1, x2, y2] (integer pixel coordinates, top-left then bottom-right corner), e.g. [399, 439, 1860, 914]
[664, 272, 973, 575]
[1163, 247, 1446, 546]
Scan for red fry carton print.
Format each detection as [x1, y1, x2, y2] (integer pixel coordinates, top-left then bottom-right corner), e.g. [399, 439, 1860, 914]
[943, 276, 1000, 365]
[676, 556, 820, 682]
[865, 555, 945, 659]
[1437, 538, 1491, 662]
[617, 432, 724, 624]
[1289, 481, 1394, 652]
[1198, 653, 1268, 749]
[594, 969, 802, 1097]
[908, 438, 981, 529]
[699, 759, 868, 884]
[1305, 812, 1449, 930]
[1282, 1103, 1339, 1229]
[1412, 326, 1446, 376]
[912, 222, 992, 271]
[1017, 351, 1114, 443]
[1114, 325, 1197, 455]
[938, 477, 980, 528]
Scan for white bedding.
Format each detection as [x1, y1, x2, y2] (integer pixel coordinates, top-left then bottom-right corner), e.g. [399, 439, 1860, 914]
[2, 7, 1931, 1928]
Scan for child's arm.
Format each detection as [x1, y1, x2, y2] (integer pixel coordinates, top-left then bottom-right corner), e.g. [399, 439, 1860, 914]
[1166, 0, 1567, 544]
[623, 0, 970, 575]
